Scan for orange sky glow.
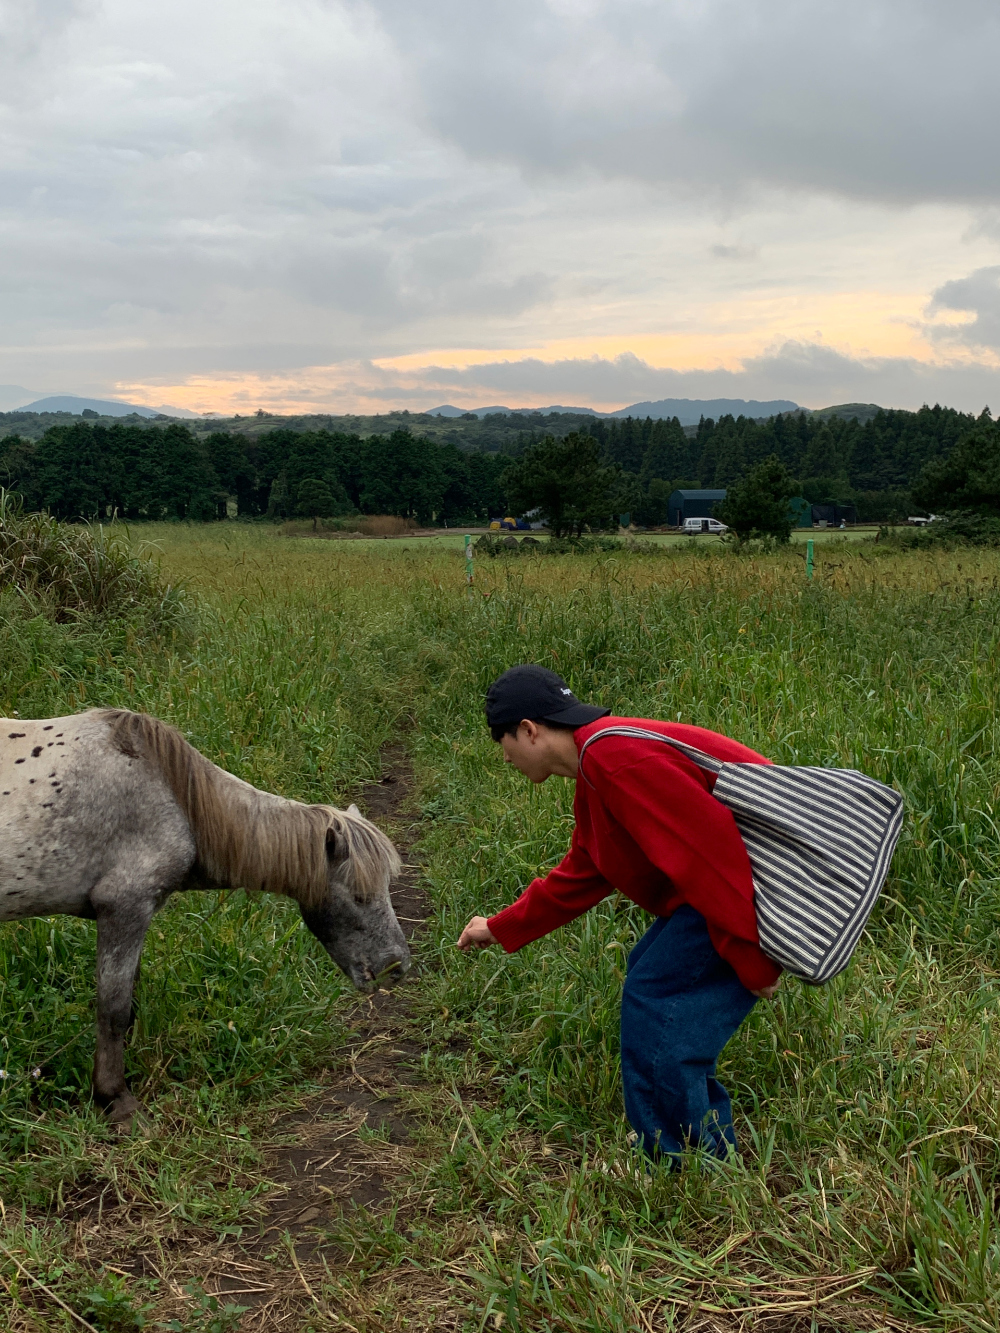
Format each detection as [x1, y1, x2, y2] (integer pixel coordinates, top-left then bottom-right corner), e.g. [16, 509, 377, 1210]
[113, 288, 991, 417]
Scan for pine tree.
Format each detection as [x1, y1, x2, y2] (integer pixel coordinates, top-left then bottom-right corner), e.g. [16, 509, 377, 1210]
[639, 417, 687, 487]
[502, 433, 619, 536]
[360, 429, 445, 524]
[296, 477, 338, 530]
[911, 411, 1000, 515]
[714, 455, 796, 543]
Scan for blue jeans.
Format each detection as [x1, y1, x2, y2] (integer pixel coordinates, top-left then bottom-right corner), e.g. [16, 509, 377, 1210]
[620, 905, 757, 1163]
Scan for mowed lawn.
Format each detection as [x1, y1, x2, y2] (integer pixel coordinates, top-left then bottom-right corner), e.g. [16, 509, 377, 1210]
[1, 523, 999, 1331]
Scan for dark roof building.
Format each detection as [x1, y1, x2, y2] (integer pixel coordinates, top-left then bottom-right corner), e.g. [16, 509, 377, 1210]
[668, 489, 726, 527]
[811, 503, 856, 527]
[789, 496, 812, 527]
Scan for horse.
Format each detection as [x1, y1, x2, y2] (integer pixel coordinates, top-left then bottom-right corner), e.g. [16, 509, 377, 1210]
[0, 708, 408, 1122]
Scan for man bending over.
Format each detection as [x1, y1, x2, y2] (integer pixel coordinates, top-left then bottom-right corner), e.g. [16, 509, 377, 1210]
[458, 664, 780, 1164]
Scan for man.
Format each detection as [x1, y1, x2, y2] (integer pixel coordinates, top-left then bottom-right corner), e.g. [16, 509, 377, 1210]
[457, 663, 780, 1164]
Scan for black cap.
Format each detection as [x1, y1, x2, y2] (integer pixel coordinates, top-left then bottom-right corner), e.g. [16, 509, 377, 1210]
[485, 664, 610, 730]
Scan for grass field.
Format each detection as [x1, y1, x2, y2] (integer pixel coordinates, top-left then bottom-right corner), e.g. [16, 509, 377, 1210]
[278, 526, 877, 552]
[1, 524, 999, 1331]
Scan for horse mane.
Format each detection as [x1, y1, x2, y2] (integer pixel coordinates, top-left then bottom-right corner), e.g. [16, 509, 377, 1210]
[101, 710, 400, 909]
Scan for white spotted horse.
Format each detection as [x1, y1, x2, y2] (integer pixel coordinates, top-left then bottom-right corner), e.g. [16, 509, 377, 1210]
[0, 709, 408, 1121]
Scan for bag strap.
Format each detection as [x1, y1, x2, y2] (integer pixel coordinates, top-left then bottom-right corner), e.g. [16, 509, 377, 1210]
[578, 725, 725, 787]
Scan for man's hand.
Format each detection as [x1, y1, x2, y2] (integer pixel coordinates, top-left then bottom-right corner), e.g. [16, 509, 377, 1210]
[750, 979, 782, 1000]
[457, 916, 498, 951]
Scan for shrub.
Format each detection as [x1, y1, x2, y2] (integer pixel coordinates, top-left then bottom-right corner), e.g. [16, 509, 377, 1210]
[475, 534, 622, 556]
[0, 487, 188, 628]
[359, 514, 418, 536]
[879, 510, 1000, 549]
[714, 455, 797, 543]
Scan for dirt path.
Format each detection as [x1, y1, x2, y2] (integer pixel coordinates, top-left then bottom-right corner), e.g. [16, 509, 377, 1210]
[218, 745, 445, 1330]
[249, 747, 428, 1250]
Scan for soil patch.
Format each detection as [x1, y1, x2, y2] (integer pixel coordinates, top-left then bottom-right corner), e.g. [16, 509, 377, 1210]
[252, 747, 427, 1251]
[219, 743, 435, 1327]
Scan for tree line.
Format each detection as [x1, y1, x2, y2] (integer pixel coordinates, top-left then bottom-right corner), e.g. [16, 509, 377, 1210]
[588, 404, 982, 525]
[0, 423, 508, 525]
[0, 402, 992, 530]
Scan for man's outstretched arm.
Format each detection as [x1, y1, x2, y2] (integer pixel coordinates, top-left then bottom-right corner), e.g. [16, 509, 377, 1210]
[457, 830, 612, 954]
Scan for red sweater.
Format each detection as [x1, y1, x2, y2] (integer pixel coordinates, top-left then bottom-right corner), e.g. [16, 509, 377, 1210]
[487, 717, 782, 992]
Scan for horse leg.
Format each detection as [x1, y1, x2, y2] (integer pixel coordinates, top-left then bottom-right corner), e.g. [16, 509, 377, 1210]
[93, 898, 155, 1123]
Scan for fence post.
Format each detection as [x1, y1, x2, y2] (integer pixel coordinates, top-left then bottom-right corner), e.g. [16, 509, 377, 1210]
[465, 534, 473, 588]
[806, 538, 814, 580]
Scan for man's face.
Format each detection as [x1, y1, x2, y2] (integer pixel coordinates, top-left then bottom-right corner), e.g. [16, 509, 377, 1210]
[500, 721, 554, 784]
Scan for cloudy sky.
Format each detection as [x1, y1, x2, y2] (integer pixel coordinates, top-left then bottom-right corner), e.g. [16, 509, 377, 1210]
[2, 0, 999, 415]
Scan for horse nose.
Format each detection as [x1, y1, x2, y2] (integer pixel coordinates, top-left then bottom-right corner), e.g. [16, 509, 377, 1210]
[377, 944, 411, 983]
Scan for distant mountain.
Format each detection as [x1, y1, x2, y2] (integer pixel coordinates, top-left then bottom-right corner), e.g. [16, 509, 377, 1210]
[610, 397, 800, 423]
[426, 398, 799, 424]
[144, 403, 204, 419]
[0, 385, 44, 412]
[808, 402, 883, 424]
[14, 395, 203, 419]
[427, 403, 600, 418]
[486, 404, 601, 417]
[18, 395, 159, 417]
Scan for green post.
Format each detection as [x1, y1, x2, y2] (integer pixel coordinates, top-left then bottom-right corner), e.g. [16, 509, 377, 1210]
[465, 534, 473, 587]
[806, 538, 814, 580]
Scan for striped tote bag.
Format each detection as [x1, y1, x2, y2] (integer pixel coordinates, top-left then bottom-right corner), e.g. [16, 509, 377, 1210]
[579, 727, 905, 985]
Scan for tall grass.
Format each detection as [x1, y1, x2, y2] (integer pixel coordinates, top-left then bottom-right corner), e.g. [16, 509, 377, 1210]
[0, 488, 187, 627]
[1, 526, 998, 1329]
[392, 543, 1000, 1330]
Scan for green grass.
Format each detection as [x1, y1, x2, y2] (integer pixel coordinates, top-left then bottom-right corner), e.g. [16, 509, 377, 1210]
[1, 523, 999, 1329]
[389, 540, 1000, 1331]
[275, 525, 876, 553]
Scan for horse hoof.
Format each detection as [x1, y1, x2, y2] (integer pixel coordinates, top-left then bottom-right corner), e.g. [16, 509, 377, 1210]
[105, 1093, 142, 1125]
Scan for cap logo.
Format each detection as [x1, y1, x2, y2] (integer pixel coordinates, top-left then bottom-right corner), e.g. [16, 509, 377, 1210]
[560, 688, 573, 695]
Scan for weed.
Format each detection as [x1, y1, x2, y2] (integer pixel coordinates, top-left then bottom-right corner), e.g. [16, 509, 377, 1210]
[0, 488, 189, 629]
[160, 1282, 247, 1333]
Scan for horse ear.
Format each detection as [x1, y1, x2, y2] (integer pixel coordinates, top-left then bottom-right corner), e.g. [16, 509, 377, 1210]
[347, 803, 361, 817]
[325, 826, 342, 860]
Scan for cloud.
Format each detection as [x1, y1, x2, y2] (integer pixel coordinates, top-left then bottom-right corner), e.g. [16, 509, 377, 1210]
[378, 0, 1000, 206]
[119, 342, 998, 418]
[710, 244, 758, 261]
[929, 266, 1000, 351]
[383, 343, 1000, 414]
[0, 0, 999, 407]
[360, 338, 997, 410]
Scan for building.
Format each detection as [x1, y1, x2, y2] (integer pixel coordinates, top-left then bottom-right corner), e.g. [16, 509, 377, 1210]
[810, 502, 857, 527]
[667, 489, 727, 528]
[788, 496, 812, 527]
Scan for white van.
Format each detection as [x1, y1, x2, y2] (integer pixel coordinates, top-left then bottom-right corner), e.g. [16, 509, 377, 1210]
[681, 517, 728, 534]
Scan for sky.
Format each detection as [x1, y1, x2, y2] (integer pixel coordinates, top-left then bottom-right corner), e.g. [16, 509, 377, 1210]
[2, 0, 999, 417]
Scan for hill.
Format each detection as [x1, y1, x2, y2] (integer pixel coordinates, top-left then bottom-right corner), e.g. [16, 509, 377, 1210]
[609, 397, 800, 422]
[808, 403, 885, 425]
[18, 395, 202, 419]
[0, 385, 43, 412]
[428, 404, 603, 418]
[428, 397, 801, 423]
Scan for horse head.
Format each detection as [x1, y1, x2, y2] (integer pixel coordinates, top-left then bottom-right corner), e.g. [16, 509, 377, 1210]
[298, 804, 410, 991]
